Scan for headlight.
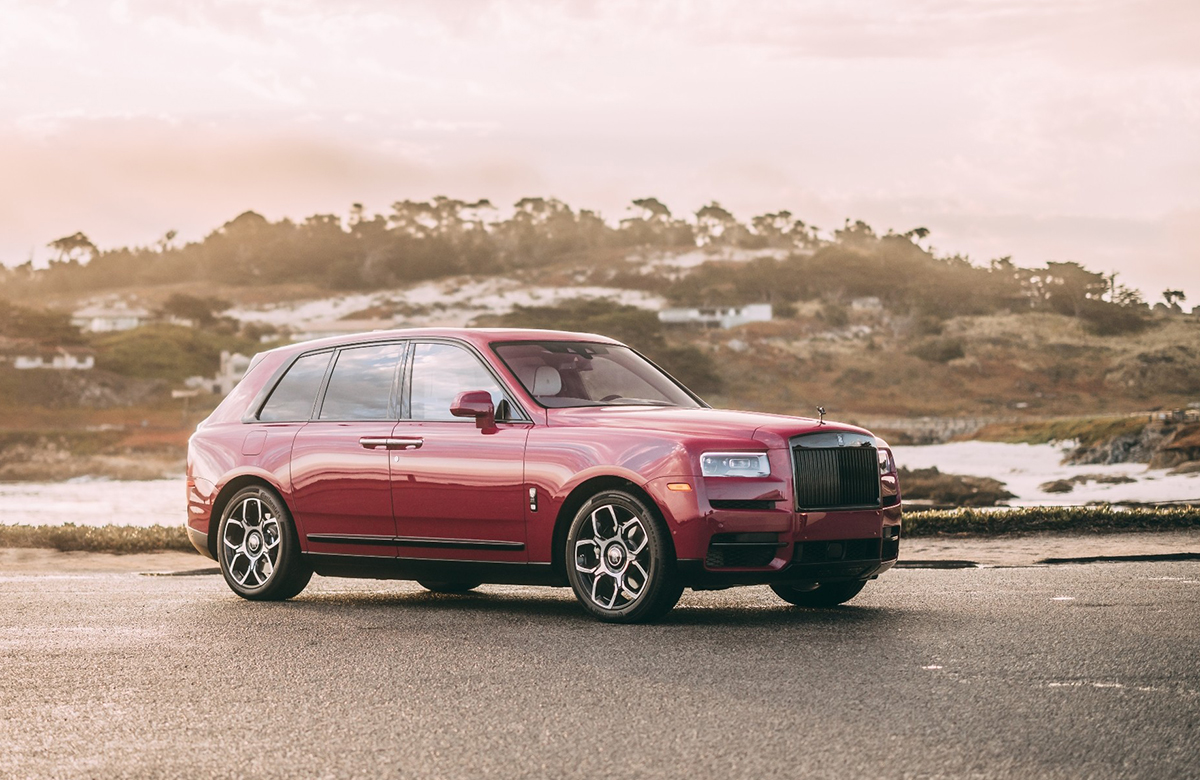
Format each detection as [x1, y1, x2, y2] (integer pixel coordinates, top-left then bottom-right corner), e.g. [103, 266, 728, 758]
[700, 452, 771, 478]
[877, 447, 895, 475]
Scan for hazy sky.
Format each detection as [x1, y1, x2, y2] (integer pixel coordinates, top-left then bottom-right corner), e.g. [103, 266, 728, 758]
[2, 0, 1198, 299]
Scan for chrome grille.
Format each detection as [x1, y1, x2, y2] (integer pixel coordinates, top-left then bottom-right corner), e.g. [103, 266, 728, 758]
[793, 446, 881, 510]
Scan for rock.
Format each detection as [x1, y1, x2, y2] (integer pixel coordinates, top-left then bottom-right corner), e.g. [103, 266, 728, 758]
[1067, 424, 1172, 465]
[898, 466, 1015, 506]
[1169, 460, 1200, 475]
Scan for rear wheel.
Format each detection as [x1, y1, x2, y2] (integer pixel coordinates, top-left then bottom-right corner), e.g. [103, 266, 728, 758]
[418, 581, 482, 594]
[218, 486, 311, 601]
[565, 490, 683, 623]
[771, 580, 866, 607]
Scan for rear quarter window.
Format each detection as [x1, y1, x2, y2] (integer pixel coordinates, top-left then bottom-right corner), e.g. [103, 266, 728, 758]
[258, 352, 332, 422]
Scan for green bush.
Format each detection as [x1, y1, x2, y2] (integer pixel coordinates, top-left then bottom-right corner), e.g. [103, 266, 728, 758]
[92, 324, 255, 382]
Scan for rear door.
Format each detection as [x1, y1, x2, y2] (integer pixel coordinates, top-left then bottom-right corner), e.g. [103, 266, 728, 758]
[390, 340, 531, 561]
[290, 341, 407, 558]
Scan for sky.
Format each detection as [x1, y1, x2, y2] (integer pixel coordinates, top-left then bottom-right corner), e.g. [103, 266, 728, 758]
[1, 0, 1198, 300]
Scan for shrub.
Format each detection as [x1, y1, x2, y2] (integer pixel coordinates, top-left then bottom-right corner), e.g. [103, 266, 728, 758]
[92, 325, 256, 382]
[1079, 300, 1148, 335]
[903, 505, 1200, 537]
[909, 336, 965, 363]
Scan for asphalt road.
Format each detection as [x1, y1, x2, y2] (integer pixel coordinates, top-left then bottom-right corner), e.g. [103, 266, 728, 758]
[2, 561, 1198, 779]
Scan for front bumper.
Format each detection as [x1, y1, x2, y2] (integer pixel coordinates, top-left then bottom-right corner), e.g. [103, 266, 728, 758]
[652, 477, 902, 588]
[678, 555, 896, 590]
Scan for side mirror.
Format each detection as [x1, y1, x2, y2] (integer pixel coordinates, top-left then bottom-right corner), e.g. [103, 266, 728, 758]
[450, 390, 496, 430]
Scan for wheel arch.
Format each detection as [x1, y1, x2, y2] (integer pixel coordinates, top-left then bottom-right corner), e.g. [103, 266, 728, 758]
[550, 476, 676, 581]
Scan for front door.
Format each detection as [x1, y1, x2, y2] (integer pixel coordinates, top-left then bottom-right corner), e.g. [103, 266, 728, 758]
[290, 342, 407, 558]
[390, 341, 531, 561]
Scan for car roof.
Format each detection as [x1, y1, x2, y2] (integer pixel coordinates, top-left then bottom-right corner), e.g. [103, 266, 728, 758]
[263, 327, 625, 358]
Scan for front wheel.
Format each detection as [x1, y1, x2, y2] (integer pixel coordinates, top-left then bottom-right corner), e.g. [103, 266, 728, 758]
[565, 490, 683, 623]
[218, 486, 312, 601]
[771, 580, 866, 607]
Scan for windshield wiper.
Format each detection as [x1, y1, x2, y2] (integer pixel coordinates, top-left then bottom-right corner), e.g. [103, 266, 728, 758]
[604, 399, 676, 407]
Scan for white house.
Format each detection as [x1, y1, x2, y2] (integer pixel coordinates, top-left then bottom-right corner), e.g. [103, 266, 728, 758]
[71, 304, 150, 333]
[9, 347, 95, 370]
[184, 351, 253, 395]
[658, 303, 772, 329]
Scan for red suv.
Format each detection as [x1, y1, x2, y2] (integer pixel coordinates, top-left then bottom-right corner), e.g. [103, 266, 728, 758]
[186, 328, 901, 622]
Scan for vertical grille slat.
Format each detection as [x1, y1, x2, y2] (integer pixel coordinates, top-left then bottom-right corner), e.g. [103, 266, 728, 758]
[793, 444, 881, 510]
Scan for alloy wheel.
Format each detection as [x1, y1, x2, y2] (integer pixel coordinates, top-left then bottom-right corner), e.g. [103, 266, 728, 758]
[573, 502, 653, 611]
[221, 495, 282, 589]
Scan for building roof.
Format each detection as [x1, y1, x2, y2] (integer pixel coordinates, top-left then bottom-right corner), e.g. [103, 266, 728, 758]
[72, 305, 150, 318]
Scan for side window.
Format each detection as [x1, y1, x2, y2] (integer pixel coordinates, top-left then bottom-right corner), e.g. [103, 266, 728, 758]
[319, 343, 406, 420]
[258, 352, 332, 422]
[408, 343, 509, 422]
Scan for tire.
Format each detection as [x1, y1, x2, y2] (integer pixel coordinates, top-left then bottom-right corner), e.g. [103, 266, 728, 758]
[418, 581, 482, 594]
[565, 490, 683, 623]
[217, 486, 312, 601]
[770, 580, 866, 607]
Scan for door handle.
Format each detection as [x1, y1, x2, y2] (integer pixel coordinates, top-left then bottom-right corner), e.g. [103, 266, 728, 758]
[360, 437, 423, 450]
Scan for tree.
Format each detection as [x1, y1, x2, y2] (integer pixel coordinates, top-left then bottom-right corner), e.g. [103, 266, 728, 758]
[1163, 289, 1187, 308]
[695, 202, 739, 245]
[156, 230, 178, 252]
[47, 232, 97, 265]
[631, 197, 671, 221]
[161, 293, 231, 327]
[1041, 261, 1108, 317]
[834, 219, 876, 245]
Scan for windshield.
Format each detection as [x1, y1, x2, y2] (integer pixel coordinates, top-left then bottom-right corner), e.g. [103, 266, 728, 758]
[493, 341, 703, 409]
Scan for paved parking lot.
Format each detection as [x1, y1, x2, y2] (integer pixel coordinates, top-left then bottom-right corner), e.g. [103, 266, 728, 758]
[2, 560, 1198, 779]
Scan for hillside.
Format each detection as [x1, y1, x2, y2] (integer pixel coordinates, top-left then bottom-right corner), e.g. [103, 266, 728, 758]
[2, 201, 1197, 480]
[5, 267, 1197, 421]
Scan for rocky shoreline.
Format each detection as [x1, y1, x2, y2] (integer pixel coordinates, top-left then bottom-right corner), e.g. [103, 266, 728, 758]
[1067, 416, 1200, 470]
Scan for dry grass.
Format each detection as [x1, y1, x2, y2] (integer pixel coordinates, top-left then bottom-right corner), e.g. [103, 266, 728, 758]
[0, 523, 193, 553]
[970, 416, 1149, 447]
[904, 505, 1200, 537]
[704, 310, 1200, 419]
[2, 507, 1196, 554]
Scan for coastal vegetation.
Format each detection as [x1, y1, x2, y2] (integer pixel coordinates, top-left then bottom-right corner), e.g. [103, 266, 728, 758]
[3, 506, 1196, 554]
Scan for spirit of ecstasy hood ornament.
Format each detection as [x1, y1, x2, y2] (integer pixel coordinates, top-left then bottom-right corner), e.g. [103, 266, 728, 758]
[817, 406, 826, 426]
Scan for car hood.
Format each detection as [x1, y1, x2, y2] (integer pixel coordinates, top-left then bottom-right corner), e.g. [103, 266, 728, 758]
[546, 406, 874, 447]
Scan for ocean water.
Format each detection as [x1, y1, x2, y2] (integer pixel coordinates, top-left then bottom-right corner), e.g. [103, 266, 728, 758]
[0, 478, 185, 528]
[892, 441, 1200, 506]
[0, 442, 1196, 527]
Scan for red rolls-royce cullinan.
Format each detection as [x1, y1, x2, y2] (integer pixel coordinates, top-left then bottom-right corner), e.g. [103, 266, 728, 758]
[186, 328, 901, 622]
